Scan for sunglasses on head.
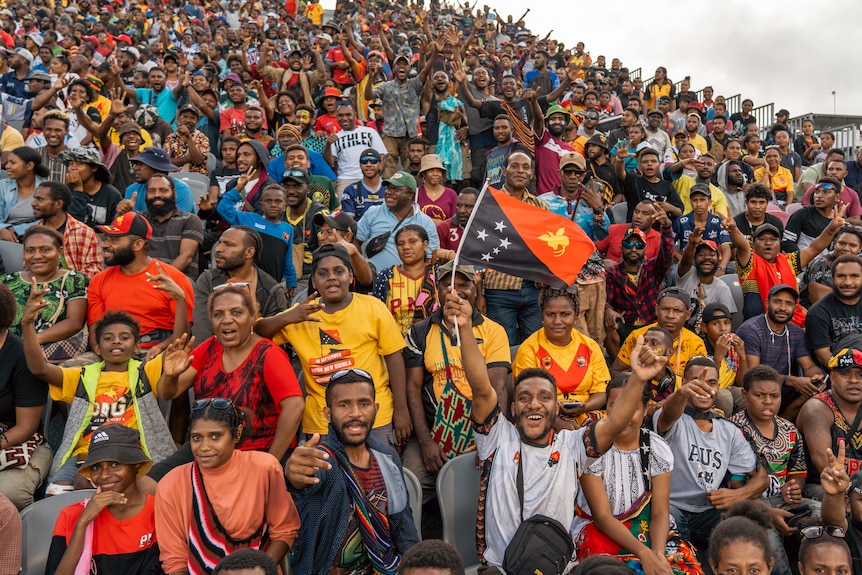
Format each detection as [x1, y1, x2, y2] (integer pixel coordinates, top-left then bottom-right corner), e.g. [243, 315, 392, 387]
[192, 398, 235, 411]
[284, 168, 306, 178]
[622, 240, 646, 250]
[814, 183, 836, 192]
[213, 281, 249, 292]
[360, 158, 380, 165]
[801, 525, 845, 540]
[329, 368, 373, 384]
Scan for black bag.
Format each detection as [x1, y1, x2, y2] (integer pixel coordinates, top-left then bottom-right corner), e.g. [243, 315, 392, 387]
[502, 450, 574, 575]
[364, 214, 410, 258]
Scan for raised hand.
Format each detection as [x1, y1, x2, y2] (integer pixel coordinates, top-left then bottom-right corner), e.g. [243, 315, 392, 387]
[629, 335, 669, 383]
[286, 291, 324, 324]
[827, 202, 847, 233]
[442, 289, 472, 328]
[197, 194, 215, 212]
[22, 278, 49, 324]
[821, 439, 850, 496]
[145, 262, 186, 301]
[109, 87, 128, 116]
[689, 225, 705, 245]
[162, 333, 195, 377]
[78, 486, 128, 526]
[115, 192, 137, 216]
[284, 433, 332, 489]
[236, 166, 259, 191]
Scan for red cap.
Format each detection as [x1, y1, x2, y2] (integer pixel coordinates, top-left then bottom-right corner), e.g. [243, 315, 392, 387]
[624, 227, 647, 242]
[97, 213, 153, 239]
[696, 240, 719, 252]
[114, 34, 132, 45]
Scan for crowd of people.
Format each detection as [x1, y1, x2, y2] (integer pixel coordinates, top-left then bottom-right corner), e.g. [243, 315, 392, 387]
[0, 0, 861, 574]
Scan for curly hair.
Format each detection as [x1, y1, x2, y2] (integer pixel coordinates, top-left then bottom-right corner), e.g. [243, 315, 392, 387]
[397, 540, 464, 575]
[708, 500, 774, 568]
[0, 284, 16, 330]
[213, 548, 277, 575]
[191, 397, 246, 441]
[538, 286, 579, 315]
[93, 310, 141, 343]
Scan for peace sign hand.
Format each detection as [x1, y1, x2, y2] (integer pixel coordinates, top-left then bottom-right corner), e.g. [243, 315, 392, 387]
[820, 439, 850, 496]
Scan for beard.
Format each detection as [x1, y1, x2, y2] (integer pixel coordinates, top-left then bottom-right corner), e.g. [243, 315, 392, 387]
[548, 123, 565, 138]
[146, 195, 177, 218]
[105, 244, 136, 267]
[216, 253, 246, 272]
[331, 416, 372, 447]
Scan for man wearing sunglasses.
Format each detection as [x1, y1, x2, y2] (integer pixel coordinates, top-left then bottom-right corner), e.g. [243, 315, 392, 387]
[341, 148, 386, 221]
[783, 177, 854, 253]
[800, 161, 862, 225]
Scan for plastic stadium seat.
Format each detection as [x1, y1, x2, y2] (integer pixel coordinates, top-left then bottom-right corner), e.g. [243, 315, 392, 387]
[765, 203, 789, 226]
[0, 240, 23, 273]
[403, 467, 422, 538]
[436, 453, 481, 570]
[611, 202, 628, 225]
[20, 489, 96, 575]
[175, 172, 211, 207]
[786, 202, 804, 217]
[718, 273, 745, 331]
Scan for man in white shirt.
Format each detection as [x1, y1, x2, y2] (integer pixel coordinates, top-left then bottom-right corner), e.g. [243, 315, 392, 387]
[324, 101, 387, 195]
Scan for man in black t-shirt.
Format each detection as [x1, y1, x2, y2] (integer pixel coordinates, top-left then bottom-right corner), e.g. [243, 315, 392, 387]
[615, 147, 684, 222]
[806, 254, 862, 367]
[781, 177, 841, 252]
[733, 184, 785, 242]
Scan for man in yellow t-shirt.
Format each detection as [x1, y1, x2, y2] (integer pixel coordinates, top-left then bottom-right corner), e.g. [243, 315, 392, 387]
[258, 243, 409, 444]
[685, 113, 708, 155]
[402, 262, 510, 498]
[611, 287, 707, 385]
[673, 171, 730, 217]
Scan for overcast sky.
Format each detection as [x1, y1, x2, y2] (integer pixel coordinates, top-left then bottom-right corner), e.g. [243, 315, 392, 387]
[485, 0, 862, 121]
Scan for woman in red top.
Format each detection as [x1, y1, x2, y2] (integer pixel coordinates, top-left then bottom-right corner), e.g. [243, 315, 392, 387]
[416, 154, 458, 222]
[144, 285, 305, 484]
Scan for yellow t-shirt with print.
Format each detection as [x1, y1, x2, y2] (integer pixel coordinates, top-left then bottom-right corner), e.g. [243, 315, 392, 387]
[273, 294, 406, 434]
[418, 317, 510, 401]
[673, 175, 730, 217]
[513, 329, 609, 404]
[53, 355, 164, 461]
[381, 267, 427, 337]
[689, 133, 708, 155]
[306, 2, 324, 25]
[618, 323, 707, 384]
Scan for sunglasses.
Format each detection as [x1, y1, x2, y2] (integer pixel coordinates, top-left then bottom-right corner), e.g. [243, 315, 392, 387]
[801, 526, 845, 540]
[284, 168, 306, 179]
[562, 168, 585, 175]
[584, 115, 599, 120]
[814, 183, 836, 192]
[330, 368, 373, 384]
[192, 397, 235, 411]
[360, 158, 380, 165]
[622, 240, 646, 250]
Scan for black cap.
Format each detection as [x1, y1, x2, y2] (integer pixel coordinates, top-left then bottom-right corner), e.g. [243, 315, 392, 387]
[767, 284, 799, 300]
[702, 302, 731, 324]
[313, 209, 357, 235]
[776, 109, 790, 117]
[281, 168, 310, 185]
[752, 223, 781, 239]
[80, 423, 152, 478]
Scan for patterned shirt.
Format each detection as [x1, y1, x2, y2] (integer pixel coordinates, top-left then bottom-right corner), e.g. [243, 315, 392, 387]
[45, 213, 104, 278]
[483, 188, 548, 291]
[731, 410, 806, 498]
[605, 227, 674, 325]
[372, 76, 424, 138]
[799, 251, 835, 308]
[163, 129, 211, 174]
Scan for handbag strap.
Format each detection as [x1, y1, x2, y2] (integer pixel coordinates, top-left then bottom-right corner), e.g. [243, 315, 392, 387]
[45, 271, 71, 325]
[639, 428, 651, 489]
[516, 449, 525, 523]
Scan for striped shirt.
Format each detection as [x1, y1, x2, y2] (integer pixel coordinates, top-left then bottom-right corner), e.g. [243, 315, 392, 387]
[38, 146, 68, 183]
[483, 187, 549, 291]
[143, 210, 204, 280]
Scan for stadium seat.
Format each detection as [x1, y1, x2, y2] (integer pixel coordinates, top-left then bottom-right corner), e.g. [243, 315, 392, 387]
[719, 273, 745, 330]
[611, 202, 628, 225]
[765, 203, 790, 226]
[175, 172, 211, 207]
[0, 240, 23, 273]
[206, 153, 217, 175]
[20, 489, 96, 575]
[786, 202, 804, 217]
[436, 453, 482, 570]
[403, 467, 422, 538]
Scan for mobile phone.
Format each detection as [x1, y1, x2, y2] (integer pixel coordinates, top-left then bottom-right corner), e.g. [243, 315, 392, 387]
[786, 507, 812, 528]
[562, 401, 584, 409]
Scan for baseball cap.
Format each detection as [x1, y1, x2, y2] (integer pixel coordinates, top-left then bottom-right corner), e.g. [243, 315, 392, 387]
[360, 148, 381, 162]
[383, 171, 418, 192]
[26, 32, 43, 47]
[313, 209, 357, 235]
[586, 133, 609, 151]
[767, 284, 799, 300]
[776, 109, 790, 117]
[559, 152, 586, 171]
[26, 70, 51, 82]
[281, 168, 310, 185]
[689, 183, 712, 199]
[695, 239, 719, 253]
[317, 32, 333, 43]
[97, 212, 153, 239]
[14, 48, 33, 64]
[178, 103, 201, 117]
[647, 108, 663, 118]
[657, 286, 693, 308]
[752, 223, 781, 239]
[624, 227, 647, 242]
[223, 72, 242, 84]
[701, 302, 731, 324]
[393, 54, 410, 65]
[828, 348, 862, 372]
[79, 423, 152, 478]
[674, 130, 687, 138]
[436, 261, 476, 282]
[657, 95, 671, 103]
[312, 242, 353, 269]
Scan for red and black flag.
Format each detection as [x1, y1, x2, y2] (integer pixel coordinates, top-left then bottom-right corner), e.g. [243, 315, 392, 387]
[456, 186, 595, 289]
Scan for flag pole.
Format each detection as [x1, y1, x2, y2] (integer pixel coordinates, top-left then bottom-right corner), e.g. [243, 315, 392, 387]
[449, 180, 491, 346]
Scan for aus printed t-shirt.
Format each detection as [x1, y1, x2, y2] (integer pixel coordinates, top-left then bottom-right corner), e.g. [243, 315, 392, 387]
[274, 294, 406, 434]
[53, 355, 164, 461]
[513, 329, 609, 404]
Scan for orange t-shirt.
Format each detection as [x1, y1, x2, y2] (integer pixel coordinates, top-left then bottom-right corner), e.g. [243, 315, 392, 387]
[87, 259, 194, 347]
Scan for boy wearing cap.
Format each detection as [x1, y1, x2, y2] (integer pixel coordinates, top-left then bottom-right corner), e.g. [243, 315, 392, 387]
[672, 183, 732, 269]
[45, 424, 160, 575]
[799, 347, 862, 500]
[164, 103, 210, 174]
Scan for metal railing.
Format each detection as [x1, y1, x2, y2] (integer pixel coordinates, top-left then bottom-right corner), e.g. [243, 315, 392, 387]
[724, 94, 742, 117]
[629, 67, 641, 80]
[752, 102, 775, 137]
[830, 124, 860, 157]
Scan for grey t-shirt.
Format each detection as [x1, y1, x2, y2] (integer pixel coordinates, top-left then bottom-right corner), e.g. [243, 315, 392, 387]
[675, 267, 737, 313]
[654, 410, 757, 512]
